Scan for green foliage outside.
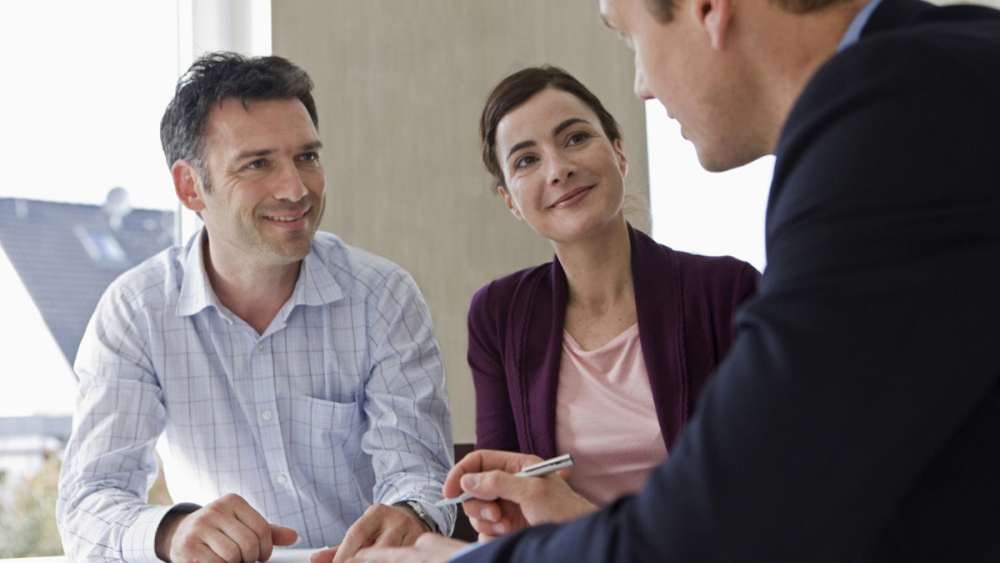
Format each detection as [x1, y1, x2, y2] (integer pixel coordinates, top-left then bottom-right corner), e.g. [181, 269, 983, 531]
[0, 452, 172, 558]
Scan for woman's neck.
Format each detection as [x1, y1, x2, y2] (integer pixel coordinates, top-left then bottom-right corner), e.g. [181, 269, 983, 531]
[553, 214, 633, 315]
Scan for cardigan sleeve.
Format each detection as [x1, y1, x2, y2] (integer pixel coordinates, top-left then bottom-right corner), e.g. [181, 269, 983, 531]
[468, 282, 520, 452]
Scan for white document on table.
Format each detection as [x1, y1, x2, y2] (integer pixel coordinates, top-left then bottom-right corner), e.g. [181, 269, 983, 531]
[268, 548, 321, 563]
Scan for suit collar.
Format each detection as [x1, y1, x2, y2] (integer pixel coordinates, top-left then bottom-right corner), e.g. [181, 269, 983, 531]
[862, 0, 936, 37]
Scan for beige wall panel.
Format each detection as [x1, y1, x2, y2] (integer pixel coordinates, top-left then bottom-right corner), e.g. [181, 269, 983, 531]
[273, 1, 649, 443]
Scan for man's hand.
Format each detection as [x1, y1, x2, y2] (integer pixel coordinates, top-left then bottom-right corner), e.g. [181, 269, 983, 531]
[443, 450, 597, 540]
[309, 503, 430, 563]
[347, 533, 468, 563]
[155, 493, 298, 563]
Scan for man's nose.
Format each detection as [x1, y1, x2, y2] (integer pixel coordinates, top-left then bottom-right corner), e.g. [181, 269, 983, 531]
[634, 60, 654, 101]
[273, 161, 308, 201]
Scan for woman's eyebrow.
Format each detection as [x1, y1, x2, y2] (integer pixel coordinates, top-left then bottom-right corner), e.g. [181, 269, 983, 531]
[506, 140, 536, 162]
[553, 118, 589, 137]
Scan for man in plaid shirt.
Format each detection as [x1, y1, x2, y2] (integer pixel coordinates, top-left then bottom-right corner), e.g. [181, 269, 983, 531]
[57, 52, 454, 563]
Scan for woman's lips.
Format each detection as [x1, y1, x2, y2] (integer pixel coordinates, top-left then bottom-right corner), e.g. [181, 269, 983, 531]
[549, 185, 595, 209]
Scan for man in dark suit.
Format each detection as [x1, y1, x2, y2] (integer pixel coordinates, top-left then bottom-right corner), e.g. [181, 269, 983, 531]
[342, 0, 1000, 560]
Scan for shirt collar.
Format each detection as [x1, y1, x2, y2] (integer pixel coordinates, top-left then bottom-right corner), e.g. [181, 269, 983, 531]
[176, 228, 344, 319]
[838, 0, 885, 51]
[176, 228, 222, 318]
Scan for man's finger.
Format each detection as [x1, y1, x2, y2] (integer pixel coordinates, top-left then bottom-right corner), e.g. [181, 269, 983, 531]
[399, 527, 423, 548]
[309, 546, 337, 563]
[443, 450, 543, 498]
[201, 527, 246, 563]
[270, 524, 299, 547]
[351, 534, 465, 563]
[372, 524, 406, 548]
[461, 469, 544, 505]
[467, 516, 511, 537]
[460, 498, 502, 522]
[332, 513, 382, 563]
[215, 516, 265, 563]
[184, 541, 229, 563]
[231, 501, 272, 561]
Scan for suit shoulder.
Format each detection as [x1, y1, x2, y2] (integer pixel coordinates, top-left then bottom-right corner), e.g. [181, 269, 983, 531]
[804, 13, 1000, 111]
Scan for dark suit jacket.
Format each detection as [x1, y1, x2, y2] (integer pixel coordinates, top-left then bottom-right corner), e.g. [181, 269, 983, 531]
[468, 224, 759, 458]
[457, 0, 1000, 561]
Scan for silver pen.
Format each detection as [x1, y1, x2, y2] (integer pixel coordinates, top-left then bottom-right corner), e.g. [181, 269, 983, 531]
[435, 453, 574, 507]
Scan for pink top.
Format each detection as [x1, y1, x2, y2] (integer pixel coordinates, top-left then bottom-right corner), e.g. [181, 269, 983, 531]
[555, 324, 668, 505]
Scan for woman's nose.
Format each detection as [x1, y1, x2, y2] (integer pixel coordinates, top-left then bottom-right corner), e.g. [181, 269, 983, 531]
[546, 154, 576, 186]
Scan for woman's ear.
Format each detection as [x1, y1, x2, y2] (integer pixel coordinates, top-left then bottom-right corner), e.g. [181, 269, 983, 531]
[497, 186, 523, 221]
[694, 0, 735, 51]
[614, 139, 628, 177]
[172, 160, 207, 213]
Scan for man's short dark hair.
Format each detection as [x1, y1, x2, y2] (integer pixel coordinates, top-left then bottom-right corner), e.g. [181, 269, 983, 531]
[159, 52, 319, 186]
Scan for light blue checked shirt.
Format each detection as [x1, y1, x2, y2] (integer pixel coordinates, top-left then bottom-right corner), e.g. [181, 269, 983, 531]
[57, 229, 455, 563]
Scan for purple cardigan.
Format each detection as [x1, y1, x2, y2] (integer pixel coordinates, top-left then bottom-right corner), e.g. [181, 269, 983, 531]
[467, 225, 760, 458]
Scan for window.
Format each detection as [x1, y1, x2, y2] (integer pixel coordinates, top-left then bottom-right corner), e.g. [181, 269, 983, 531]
[0, 1, 270, 557]
[646, 100, 771, 272]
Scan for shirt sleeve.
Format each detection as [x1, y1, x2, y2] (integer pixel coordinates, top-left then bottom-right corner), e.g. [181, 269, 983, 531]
[361, 269, 457, 536]
[56, 285, 181, 563]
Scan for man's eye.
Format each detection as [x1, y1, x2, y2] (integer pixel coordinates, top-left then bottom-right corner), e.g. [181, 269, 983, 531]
[299, 152, 319, 162]
[247, 159, 266, 169]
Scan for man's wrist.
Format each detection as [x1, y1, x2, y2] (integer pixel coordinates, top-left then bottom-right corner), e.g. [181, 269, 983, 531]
[393, 500, 439, 534]
[151, 503, 200, 562]
[154, 511, 185, 561]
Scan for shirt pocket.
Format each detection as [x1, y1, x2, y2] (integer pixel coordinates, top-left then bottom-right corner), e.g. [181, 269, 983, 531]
[289, 395, 366, 494]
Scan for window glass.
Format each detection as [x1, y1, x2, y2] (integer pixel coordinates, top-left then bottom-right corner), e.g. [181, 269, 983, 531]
[646, 100, 771, 272]
[0, 2, 181, 557]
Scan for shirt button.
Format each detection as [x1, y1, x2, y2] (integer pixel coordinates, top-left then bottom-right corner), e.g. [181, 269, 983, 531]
[262, 410, 272, 421]
[257, 343, 265, 351]
[276, 474, 288, 485]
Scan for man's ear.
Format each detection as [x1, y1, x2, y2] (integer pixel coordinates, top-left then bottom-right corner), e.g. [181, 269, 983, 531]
[694, 0, 734, 51]
[497, 186, 523, 221]
[172, 159, 207, 213]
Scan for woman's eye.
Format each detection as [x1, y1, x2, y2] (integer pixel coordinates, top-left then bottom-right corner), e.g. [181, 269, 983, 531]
[568, 132, 590, 146]
[514, 155, 537, 169]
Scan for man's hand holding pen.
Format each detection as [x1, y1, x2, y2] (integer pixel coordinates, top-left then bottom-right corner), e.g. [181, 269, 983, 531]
[443, 451, 598, 541]
[345, 451, 599, 563]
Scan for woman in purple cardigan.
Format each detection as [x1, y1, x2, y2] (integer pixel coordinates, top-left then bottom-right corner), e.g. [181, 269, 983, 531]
[467, 66, 759, 533]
